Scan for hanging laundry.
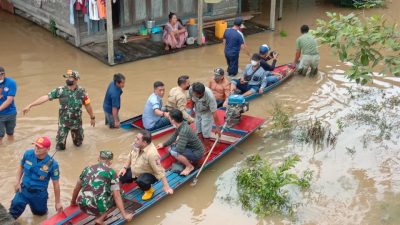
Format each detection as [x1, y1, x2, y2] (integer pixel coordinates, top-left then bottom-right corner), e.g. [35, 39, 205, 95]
[97, 0, 106, 19]
[69, 0, 77, 24]
[89, 0, 100, 20]
[75, 0, 87, 14]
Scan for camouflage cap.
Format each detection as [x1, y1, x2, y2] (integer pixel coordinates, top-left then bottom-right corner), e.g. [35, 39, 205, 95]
[100, 150, 113, 160]
[63, 69, 80, 79]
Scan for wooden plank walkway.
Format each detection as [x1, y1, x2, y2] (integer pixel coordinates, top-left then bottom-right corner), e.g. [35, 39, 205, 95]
[79, 21, 269, 65]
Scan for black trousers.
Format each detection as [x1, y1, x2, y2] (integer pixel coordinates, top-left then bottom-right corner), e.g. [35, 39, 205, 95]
[120, 168, 158, 191]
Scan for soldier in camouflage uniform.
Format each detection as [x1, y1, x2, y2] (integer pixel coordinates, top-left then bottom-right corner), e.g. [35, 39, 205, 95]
[22, 70, 96, 150]
[70, 151, 133, 224]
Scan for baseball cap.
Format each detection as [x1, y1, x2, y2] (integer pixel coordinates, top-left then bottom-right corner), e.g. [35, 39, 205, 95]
[33, 136, 52, 148]
[259, 44, 270, 54]
[233, 17, 243, 26]
[63, 69, 80, 79]
[214, 68, 224, 76]
[100, 150, 114, 160]
[0, 66, 5, 74]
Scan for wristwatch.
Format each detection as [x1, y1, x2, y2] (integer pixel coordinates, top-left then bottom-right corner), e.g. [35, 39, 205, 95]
[91, 116, 96, 120]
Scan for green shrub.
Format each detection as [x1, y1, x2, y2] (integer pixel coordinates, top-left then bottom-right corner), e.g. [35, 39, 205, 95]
[236, 154, 312, 217]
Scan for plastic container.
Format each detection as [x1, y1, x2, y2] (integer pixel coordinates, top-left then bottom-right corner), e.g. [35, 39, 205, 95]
[215, 20, 227, 39]
[188, 18, 196, 25]
[146, 20, 155, 29]
[151, 32, 162, 42]
[151, 26, 162, 34]
[187, 24, 198, 38]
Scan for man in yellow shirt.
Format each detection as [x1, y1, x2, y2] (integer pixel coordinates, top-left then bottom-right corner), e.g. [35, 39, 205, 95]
[166, 75, 194, 123]
[118, 130, 173, 200]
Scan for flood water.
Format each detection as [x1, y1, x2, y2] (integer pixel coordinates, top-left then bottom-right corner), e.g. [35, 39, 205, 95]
[1, 0, 400, 224]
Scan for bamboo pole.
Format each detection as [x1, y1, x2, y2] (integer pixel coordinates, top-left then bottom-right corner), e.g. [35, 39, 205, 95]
[106, 0, 115, 65]
[270, 0, 276, 30]
[278, 0, 283, 20]
[197, 0, 203, 46]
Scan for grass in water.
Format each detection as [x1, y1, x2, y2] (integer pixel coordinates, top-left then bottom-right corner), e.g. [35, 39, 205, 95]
[271, 103, 292, 132]
[279, 30, 288, 37]
[236, 154, 312, 217]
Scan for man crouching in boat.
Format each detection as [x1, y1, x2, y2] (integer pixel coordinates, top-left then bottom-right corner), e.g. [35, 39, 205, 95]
[70, 151, 133, 225]
[230, 53, 279, 97]
[119, 130, 174, 200]
[157, 109, 205, 176]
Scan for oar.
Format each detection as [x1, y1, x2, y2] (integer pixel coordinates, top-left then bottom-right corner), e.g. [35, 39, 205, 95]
[191, 122, 227, 186]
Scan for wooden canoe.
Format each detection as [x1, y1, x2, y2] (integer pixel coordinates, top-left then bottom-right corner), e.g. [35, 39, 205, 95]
[41, 109, 265, 225]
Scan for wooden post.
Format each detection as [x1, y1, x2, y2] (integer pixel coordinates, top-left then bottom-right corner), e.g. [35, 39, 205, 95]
[278, 0, 283, 20]
[197, 0, 203, 46]
[270, 0, 276, 31]
[106, 0, 115, 65]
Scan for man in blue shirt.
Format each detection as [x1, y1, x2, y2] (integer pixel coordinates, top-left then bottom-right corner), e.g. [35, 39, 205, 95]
[231, 54, 280, 97]
[9, 136, 62, 219]
[103, 73, 125, 128]
[143, 81, 170, 131]
[0, 66, 17, 145]
[223, 17, 250, 76]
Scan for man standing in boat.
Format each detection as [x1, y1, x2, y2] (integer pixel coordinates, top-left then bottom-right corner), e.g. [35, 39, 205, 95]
[118, 130, 173, 200]
[70, 150, 133, 225]
[22, 70, 96, 150]
[189, 82, 222, 139]
[157, 109, 204, 176]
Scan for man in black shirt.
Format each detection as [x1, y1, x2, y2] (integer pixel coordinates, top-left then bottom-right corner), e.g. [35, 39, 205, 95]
[259, 44, 278, 72]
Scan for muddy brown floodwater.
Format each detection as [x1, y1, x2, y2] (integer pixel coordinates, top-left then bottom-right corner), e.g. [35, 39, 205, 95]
[1, 0, 400, 224]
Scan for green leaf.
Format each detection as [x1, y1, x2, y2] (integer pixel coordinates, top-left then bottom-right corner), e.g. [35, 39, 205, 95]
[361, 52, 370, 66]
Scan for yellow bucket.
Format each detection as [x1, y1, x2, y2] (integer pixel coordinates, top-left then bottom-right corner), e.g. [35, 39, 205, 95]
[215, 20, 227, 39]
[188, 18, 196, 25]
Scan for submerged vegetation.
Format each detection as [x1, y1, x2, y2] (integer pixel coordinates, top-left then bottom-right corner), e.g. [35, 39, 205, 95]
[271, 103, 292, 132]
[313, 12, 400, 84]
[279, 30, 288, 37]
[330, 0, 385, 8]
[236, 155, 312, 217]
[352, 0, 385, 8]
[344, 94, 400, 143]
[295, 119, 338, 149]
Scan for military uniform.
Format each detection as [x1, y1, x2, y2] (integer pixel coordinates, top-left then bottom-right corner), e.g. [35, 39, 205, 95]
[77, 162, 119, 216]
[166, 86, 194, 123]
[9, 149, 60, 219]
[48, 85, 91, 150]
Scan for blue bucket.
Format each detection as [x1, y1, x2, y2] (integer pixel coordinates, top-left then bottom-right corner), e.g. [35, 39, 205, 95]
[151, 26, 162, 34]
